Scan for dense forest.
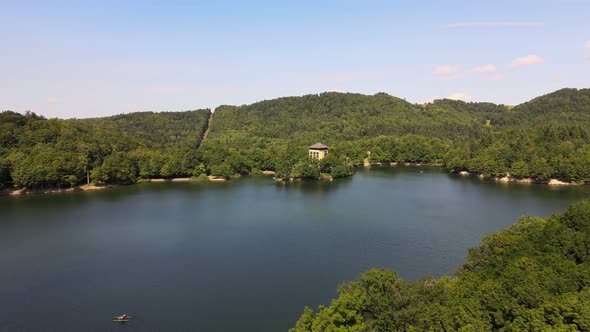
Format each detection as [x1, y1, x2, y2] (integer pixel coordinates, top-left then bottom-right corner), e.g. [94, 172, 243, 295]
[290, 200, 590, 331]
[201, 88, 590, 182]
[0, 110, 210, 189]
[1, 88, 590, 189]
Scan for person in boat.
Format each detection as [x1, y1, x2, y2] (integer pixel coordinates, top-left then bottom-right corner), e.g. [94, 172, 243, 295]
[117, 314, 127, 320]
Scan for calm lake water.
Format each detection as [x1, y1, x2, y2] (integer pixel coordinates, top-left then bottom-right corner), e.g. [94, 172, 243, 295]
[0, 167, 588, 332]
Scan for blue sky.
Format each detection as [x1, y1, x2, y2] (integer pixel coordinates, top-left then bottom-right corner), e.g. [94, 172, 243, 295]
[1, 0, 589, 118]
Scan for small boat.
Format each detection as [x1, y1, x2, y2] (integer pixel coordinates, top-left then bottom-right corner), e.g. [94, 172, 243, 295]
[113, 315, 133, 323]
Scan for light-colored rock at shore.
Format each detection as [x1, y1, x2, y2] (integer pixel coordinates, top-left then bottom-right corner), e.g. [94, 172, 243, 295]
[207, 176, 227, 182]
[171, 178, 191, 182]
[4, 184, 111, 196]
[515, 178, 534, 184]
[261, 170, 276, 175]
[548, 179, 572, 185]
[80, 184, 110, 191]
[458, 171, 469, 176]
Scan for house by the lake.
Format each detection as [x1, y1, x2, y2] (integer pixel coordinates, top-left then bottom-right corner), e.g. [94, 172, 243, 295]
[309, 143, 329, 160]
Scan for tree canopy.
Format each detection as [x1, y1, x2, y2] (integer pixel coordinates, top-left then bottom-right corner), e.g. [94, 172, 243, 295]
[0, 110, 210, 189]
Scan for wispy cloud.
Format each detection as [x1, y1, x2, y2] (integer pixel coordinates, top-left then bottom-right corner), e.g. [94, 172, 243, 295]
[432, 65, 462, 77]
[471, 65, 497, 74]
[446, 22, 544, 28]
[491, 73, 503, 81]
[446, 92, 472, 101]
[511, 54, 544, 67]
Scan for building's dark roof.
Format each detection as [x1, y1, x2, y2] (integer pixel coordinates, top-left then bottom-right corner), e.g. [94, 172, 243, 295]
[309, 143, 329, 149]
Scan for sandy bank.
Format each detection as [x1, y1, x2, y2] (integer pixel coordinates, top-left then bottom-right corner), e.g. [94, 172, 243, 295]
[207, 176, 227, 182]
[548, 179, 574, 186]
[1, 184, 113, 196]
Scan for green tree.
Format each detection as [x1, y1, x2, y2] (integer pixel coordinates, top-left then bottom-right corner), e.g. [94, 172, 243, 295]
[192, 163, 207, 177]
[291, 160, 320, 179]
[210, 164, 233, 178]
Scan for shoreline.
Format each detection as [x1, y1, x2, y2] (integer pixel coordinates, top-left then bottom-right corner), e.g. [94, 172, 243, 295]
[0, 184, 116, 197]
[0, 173, 276, 197]
[1, 165, 584, 197]
[453, 170, 579, 186]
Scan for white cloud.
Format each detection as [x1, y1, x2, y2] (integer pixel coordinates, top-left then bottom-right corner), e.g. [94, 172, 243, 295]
[47, 97, 59, 103]
[445, 92, 472, 101]
[432, 65, 462, 77]
[511, 54, 544, 67]
[447, 22, 544, 28]
[491, 73, 503, 81]
[471, 65, 497, 74]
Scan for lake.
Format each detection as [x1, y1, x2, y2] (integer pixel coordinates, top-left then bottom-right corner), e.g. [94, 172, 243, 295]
[0, 166, 588, 332]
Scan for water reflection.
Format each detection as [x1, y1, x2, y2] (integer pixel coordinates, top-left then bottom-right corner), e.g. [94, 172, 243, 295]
[274, 176, 353, 194]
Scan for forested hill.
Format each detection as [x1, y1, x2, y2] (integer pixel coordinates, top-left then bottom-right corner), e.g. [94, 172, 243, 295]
[78, 111, 210, 148]
[510, 88, 590, 125]
[207, 88, 590, 142]
[2, 88, 590, 189]
[200, 88, 590, 182]
[290, 200, 590, 332]
[0, 110, 210, 189]
[200, 91, 503, 179]
[209, 92, 490, 143]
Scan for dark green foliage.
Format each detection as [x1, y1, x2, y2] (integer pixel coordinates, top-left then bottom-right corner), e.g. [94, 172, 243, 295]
[0, 110, 210, 188]
[192, 163, 207, 177]
[291, 200, 590, 332]
[291, 159, 321, 179]
[210, 164, 233, 178]
[321, 155, 354, 178]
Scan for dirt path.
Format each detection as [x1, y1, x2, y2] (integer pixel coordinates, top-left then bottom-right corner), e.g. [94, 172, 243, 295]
[195, 111, 212, 149]
[202, 112, 212, 140]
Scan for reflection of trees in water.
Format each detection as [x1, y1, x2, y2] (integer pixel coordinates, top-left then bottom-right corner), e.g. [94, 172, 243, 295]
[274, 177, 354, 195]
[357, 165, 445, 179]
